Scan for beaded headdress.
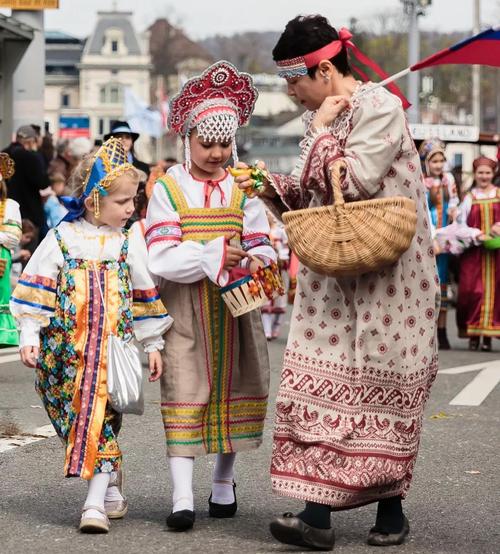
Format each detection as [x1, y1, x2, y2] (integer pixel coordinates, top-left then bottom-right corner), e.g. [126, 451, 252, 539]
[168, 61, 258, 169]
[418, 137, 446, 176]
[61, 138, 135, 222]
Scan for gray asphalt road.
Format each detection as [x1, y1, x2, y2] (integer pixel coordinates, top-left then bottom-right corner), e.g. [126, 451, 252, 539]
[0, 313, 499, 554]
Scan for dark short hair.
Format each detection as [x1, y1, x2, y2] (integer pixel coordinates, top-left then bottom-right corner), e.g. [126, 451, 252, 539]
[272, 15, 351, 78]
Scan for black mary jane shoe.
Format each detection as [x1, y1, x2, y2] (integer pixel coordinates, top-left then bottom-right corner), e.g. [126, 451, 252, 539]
[481, 337, 492, 352]
[208, 483, 237, 518]
[166, 509, 195, 531]
[367, 515, 410, 546]
[269, 512, 335, 551]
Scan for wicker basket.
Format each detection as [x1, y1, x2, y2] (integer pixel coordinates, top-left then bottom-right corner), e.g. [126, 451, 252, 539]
[283, 160, 417, 277]
[220, 263, 285, 317]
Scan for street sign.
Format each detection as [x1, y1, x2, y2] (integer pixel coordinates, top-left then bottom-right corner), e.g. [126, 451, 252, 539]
[0, 1, 59, 8]
[409, 124, 480, 142]
[59, 115, 90, 139]
[440, 361, 500, 406]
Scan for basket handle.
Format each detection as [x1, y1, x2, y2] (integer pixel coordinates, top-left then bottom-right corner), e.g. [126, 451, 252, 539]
[329, 159, 347, 207]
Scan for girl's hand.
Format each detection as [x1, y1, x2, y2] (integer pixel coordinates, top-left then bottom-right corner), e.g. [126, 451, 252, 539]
[20, 346, 39, 368]
[148, 350, 163, 382]
[223, 245, 248, 270]
[248, 258, 263, 274]
[477, 233, 489, 242]
[311, 96, 350, 130]
[490, 223, 500, 237]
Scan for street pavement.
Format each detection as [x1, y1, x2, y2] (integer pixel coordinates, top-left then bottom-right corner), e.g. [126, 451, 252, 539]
[0, 311, 499, 554]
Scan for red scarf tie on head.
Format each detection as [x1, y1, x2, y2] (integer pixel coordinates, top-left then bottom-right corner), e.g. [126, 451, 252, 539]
[277, 27, 410, 109]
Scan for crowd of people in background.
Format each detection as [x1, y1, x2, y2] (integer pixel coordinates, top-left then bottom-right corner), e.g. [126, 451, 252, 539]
[1, 120, 178, 284]
[2, 120, 500, 353]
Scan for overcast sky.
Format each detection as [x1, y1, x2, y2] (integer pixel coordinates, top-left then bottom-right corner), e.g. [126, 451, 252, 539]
[2, 0, 499, 39]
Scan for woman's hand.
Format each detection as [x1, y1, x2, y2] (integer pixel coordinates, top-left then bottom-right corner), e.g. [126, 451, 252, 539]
[233, 161, 276, 199]
[311, 96, 350, 130]
[20, 345, 39, 368]
[148, 350, 163, 382]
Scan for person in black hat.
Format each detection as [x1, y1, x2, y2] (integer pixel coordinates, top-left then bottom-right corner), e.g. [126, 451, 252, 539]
[104, 121, 150, 178]
[3, 125, 50, 238]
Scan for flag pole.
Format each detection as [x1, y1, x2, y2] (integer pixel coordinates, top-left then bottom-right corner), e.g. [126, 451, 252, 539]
[357, 67, 412, 97]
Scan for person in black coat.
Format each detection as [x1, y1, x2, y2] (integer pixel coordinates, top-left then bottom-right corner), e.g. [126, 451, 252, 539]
[104, 121, 150, 177]
[3, 125, 50, 237]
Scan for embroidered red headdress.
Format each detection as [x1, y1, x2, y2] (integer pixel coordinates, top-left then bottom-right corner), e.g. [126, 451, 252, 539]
[168, 61, 258, 168]
[276, 27, 410, 109]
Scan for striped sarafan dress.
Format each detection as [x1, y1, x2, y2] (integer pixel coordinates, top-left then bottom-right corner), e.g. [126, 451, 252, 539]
[146, 163, 275, 456]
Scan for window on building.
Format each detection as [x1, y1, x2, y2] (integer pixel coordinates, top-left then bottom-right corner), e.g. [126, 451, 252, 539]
[61, 93, 70, 107]
[99, 84, 122, 104]
[111, 40, 119, 53]
[110, 85, 119, 103]
[98, 118, 105, 136]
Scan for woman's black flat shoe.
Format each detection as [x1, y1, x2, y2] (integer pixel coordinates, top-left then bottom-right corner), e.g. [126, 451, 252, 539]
[166, 509, 195, 531]
[208, 483, 237, 518]
[270, 512, 335, 551]
[367, 515, 410, 546]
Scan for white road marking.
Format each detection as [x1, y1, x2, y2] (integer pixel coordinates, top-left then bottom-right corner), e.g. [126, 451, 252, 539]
[440, 360, 500, 406]
[0, 424, 56, 453]
[0, 354, 21, 364]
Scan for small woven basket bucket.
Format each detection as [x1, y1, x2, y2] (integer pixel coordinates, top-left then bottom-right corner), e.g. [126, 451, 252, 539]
[283, 160, 417, 277]
[220, 262, 285, 317]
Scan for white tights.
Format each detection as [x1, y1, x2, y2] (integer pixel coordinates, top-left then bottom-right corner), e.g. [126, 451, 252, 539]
[83, 472, 111, 520]
[168, 453, 237, 512]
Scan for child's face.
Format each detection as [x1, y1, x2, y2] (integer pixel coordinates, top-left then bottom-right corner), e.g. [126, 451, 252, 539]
[21, 232, 34, 246]
[189, 131, 232, 176]
[474, 165, 495, 189]
[94, 176, 138, 228]
[428, 153, 445, 177]
[51, 180, 65, 196]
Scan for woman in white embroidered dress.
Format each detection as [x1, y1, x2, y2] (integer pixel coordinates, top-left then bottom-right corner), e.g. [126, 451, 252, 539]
[236, 15, 439, 551]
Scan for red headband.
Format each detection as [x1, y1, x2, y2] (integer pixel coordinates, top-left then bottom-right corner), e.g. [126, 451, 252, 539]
[276, 27, 410, 109]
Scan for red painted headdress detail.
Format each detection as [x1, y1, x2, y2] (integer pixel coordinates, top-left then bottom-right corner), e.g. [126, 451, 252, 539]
[168, 61, 258, 137]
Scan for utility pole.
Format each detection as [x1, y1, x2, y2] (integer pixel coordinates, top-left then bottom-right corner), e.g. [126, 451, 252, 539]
[472, 0, 481, 135]
[401, 0, 432, 124]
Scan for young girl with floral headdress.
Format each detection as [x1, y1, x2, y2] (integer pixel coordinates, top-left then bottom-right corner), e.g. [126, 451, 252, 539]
[0, 153, 22, 347]
[146, 61, 276, 531]
[11, 138, 173, 534]
[419, 138, 459, 350]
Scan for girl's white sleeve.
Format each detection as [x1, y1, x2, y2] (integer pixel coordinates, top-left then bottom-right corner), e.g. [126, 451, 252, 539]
[0, 199, 21, 250]
[128, 224, 173, 352]
[10, 229, 63, 348]
[145, 181, 229, 286]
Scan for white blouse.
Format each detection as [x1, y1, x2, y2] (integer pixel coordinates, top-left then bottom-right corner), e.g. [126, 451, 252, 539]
[146, 164, 276, 286]
[11, 218, 172, 349]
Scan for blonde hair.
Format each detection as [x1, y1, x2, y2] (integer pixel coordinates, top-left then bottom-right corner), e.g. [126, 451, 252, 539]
[68, 153, 140, 198]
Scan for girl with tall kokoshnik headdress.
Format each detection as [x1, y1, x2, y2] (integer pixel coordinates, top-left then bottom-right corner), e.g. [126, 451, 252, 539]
[419, 138, 459, 350]
[456, 156, 500, 352]
[145, 61, 276, 532]
[0, 153, 22, 347]
[11, 138, 173, 534]
[234, 15, 439, 551]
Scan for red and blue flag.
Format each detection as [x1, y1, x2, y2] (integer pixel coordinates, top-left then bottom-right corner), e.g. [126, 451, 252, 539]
[411, 27, 500, 71]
